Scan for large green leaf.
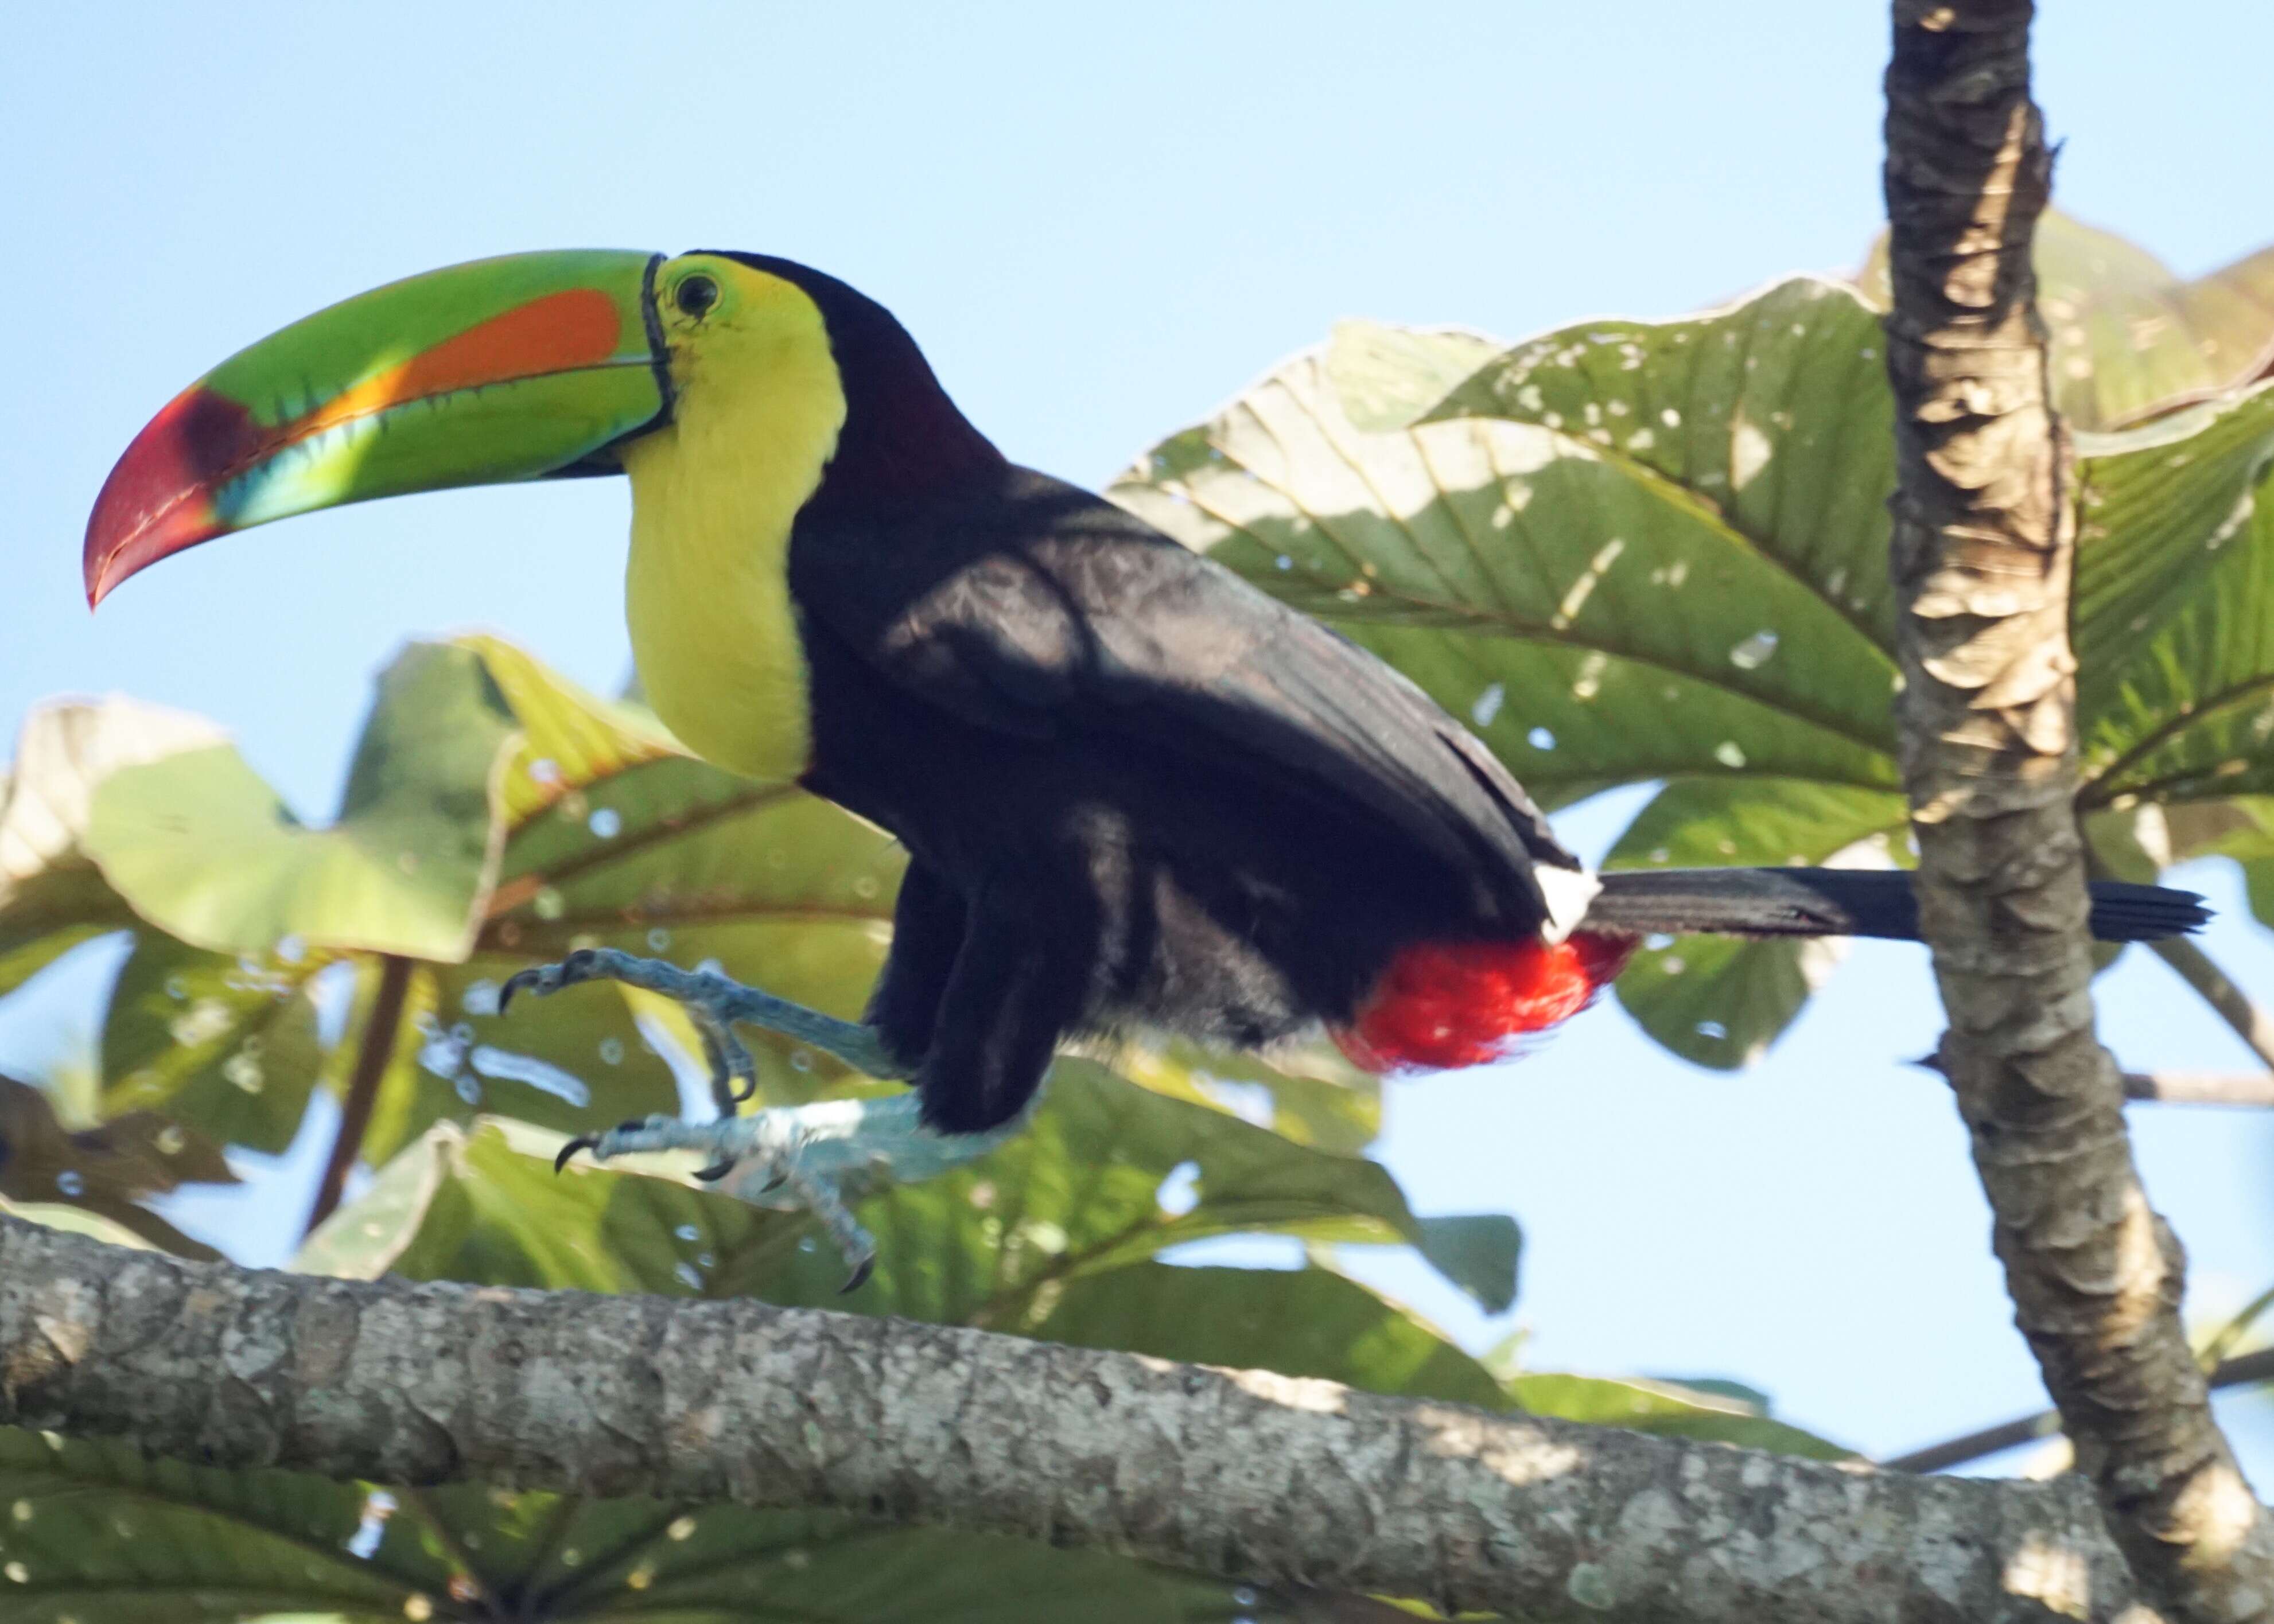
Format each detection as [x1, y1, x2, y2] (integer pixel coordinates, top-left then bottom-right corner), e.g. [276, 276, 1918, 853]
[0, 1428, 454, 1623]
[1603, 778, 1908, 1068]
[351, 636, 903, 1156]
[1860, 211, 2274, 430]
[0, 1427, 1254, 1622]
[1032, 1263, 1511, 1407]
[753, 1058, 1515, 1322]
[1107, 283, 1909, 1073]
[1113, 271, 2273, 1074]
[2074, 383, 2274, 808]
[82, 643, 515, 961]
[1110, 282, 1903, 811]
[0, 697, 223, 995]
[422, 1491, 1255, 1622]
[1110, 1033, 1383, 1156]
[304, 1061, 1517, 1318]
[98, 935, 331, 1156]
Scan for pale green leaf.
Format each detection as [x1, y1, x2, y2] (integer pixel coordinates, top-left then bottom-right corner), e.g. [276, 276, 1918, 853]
[0, 696, 223, 995]
[83, 644, 515, 960]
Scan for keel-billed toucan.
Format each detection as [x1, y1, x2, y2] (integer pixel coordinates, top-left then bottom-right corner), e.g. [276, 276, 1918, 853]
[86, 250, 2205, 1140]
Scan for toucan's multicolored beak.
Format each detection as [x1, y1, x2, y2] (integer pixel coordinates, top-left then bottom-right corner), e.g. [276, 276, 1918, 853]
[85, 250, 668, 607]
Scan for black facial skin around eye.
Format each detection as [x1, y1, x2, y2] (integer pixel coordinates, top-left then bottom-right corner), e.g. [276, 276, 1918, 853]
[675, 275, 720, 318]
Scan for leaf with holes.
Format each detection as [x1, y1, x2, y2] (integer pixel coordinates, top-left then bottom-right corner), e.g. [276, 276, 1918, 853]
[1109, 282, 1903, 812]
[1113, 272, 2272, 1076]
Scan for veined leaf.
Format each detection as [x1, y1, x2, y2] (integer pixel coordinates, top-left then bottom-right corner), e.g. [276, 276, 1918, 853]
[2075, 382, 2274, 807]
[1109, 281, 1902, 810]
[0, 1428, 454, 1622]
[0, 1426, 1250, 1623]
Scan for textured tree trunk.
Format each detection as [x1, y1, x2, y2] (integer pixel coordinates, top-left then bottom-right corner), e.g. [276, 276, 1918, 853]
[1881, 2, 2274, 1615]
[0, 1214, 2174, 1623]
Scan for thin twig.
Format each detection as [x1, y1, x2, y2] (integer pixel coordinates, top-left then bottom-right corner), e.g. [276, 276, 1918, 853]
[305, 954, 413, 1237]
[1919, 1049, 2274, 1108]
[2152, 936, 2274, 1073]
[2122, 1071, 2274, 1108]
[1888, 1348, 2274, 1475]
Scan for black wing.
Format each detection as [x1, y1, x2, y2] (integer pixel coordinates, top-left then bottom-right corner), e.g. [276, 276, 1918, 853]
[788, 466, 1579, 928]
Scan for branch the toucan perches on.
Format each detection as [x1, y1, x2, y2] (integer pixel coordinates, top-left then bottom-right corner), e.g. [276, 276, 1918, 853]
[84, 251, 2208, 1141]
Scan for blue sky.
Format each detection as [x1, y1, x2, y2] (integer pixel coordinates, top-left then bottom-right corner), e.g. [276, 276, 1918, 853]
[5, 1, 2273, 1470]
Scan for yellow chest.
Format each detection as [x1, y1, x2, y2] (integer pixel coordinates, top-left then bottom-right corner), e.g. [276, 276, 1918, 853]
[620, 338, 845, 784]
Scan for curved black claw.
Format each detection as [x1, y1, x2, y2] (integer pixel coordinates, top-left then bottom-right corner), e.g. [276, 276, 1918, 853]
[498, 965, 550, 1015]
[840, 1255, 875, 1295]
[691, 1159, 736, 1183]
[554, 1133, 601, 1174]
[500, 949, 604, 1016]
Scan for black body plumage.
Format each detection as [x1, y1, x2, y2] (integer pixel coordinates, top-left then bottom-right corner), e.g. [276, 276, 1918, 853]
[738, 255, 2204, 1134]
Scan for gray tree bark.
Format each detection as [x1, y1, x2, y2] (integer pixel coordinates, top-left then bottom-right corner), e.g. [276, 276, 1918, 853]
[0, 1213, 2180, 1623]
[1882, 2, 2274, 1617]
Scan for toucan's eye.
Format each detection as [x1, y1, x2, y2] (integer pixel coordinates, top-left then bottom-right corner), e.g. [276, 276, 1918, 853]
[674, 275, 720, 318]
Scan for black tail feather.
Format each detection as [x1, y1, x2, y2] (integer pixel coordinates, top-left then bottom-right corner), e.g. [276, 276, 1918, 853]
[1588, 867, 2207, 944]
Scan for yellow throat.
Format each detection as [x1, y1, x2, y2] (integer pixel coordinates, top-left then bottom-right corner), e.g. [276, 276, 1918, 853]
[621, 262, 847, 783]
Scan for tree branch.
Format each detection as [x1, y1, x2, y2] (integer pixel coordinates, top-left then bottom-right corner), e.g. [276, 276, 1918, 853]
[2152, 936, 2274, 1074]
[1882, 2, 2274, 1615]
[0, 1213, 2189, 1624]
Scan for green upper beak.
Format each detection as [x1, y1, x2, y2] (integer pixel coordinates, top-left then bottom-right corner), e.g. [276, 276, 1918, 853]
[85, 250, 668, 607]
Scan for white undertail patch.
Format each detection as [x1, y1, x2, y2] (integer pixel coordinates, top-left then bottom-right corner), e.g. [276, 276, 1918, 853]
[1533, 863, 1601, 944]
